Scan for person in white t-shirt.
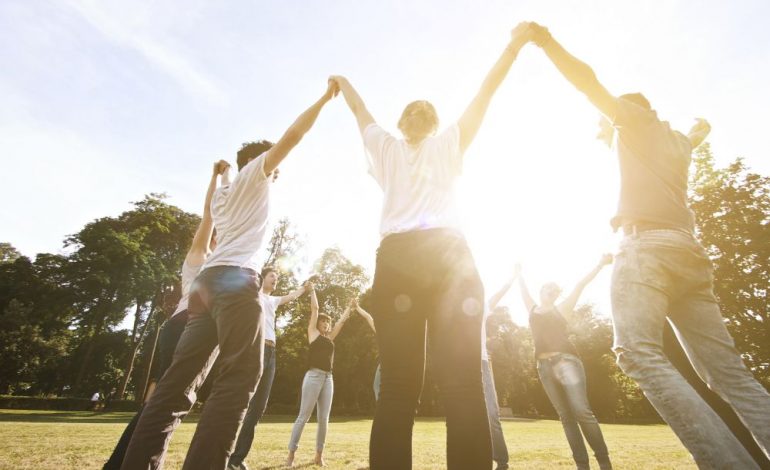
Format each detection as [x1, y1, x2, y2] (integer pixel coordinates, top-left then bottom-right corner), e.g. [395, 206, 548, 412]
[228, 267, 311, 470]
[330, 22, 536, 470]
[103, 159, 229, 470]
[122, 80, 339, 470]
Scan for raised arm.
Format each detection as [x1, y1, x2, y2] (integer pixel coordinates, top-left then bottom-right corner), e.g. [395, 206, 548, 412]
[515, 264, 536, 313]
[330, 301, 353, 341]
[530, 23, 618, 120]
[558, 254, 613, 315]
[687, 118, 711, 149]
[307, 282, 321, 343]
[353, 299, 376, 333]
[264, 80, 339, 175]
[185, 160, 229, 266]
[457, 22, 533, 154]
[331, 76, 376, 134]
[278, 283, 309, 306]
[488, 272, 518, 311]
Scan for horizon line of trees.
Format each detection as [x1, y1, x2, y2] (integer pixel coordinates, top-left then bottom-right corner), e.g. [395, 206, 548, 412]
[0, 144, 767, 422]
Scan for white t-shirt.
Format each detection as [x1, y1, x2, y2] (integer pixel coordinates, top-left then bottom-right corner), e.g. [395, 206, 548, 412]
[261, 293, 281, 343]
[171, 260, 204, 318]
[91, 392, 100, 401]
[204, 153, 271, 271]
[362, 123, 464, 238]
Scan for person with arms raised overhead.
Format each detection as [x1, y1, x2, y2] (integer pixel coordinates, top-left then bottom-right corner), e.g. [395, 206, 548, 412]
[528, 23, 770, 468]
[120, 80, 338, 470]
[104, 159, 229, 470]
[331, 22, 536, 470]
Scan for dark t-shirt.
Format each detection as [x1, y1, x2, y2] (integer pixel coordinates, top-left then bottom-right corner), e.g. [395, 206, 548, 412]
[308, 335, 334, 372]
[529, 306, 578, 358]
[610, 98, 695, 231]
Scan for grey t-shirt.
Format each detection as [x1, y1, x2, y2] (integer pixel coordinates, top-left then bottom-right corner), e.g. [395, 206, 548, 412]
[610, 98, 695, 231]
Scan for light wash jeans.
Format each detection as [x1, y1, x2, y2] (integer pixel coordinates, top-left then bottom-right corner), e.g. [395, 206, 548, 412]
[373, 363, 381, 402]
[537, 353, 611, 470]
[288, 368, 333, 452]
[482, 360, 509, 469]
[612, 229, 770, 469]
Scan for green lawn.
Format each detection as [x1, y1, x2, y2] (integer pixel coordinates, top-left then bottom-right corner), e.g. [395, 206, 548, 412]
[0, 410, 694, 469]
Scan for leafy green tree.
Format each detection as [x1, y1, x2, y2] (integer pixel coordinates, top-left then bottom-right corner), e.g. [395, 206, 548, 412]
[0, 243, 21, 264]
[690, 145, 770, 384]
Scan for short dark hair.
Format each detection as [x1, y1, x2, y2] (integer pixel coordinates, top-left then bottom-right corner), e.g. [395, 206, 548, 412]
[261, 266, 278, 279]
[237, 140, 274, 171]
[619, 93, 651, 110]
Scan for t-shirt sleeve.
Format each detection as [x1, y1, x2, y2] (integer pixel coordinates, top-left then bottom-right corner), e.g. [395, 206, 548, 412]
[612, 98, 656, 130]
[269, 295, 282, 310]
[362, 123, 396, 183]
[234, 151, 269, 189]
[438, 123, 462, 176]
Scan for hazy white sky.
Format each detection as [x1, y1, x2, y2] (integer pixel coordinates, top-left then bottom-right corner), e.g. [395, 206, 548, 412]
[1, 0, 768, 324]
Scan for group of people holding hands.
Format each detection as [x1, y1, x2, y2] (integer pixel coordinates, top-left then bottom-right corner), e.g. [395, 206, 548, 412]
[103, 20, 768, 470]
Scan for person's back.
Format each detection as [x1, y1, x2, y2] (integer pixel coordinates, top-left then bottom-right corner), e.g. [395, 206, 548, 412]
[611, 96, 694, 232]
[527, 22, 770, 468]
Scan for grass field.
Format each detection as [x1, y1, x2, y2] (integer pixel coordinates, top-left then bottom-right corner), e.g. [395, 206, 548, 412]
[0, 410, 695, 469]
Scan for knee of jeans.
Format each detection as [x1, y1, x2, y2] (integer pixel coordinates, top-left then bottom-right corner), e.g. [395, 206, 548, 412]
[573, 406, 598, 423]
[613, 343, 666, 380]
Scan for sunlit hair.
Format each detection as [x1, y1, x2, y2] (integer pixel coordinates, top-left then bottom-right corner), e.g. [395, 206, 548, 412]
[619, 92, 651, 110]
[237, 140, 274, 171]
[261, 266, 278, 280]
[540, 282, 562, 302]
[317, 313, 331, 329]
[398, 100, 439, 146]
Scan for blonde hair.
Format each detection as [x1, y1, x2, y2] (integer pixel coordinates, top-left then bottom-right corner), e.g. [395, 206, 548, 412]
[398, 100, 439, 146]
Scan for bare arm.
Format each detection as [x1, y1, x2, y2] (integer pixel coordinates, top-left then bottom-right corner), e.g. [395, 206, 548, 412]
[354, 299, 376, 332]
[558, 254, 613, 315]
[186, 160, 229, 266]
[515, 265, 536, 313]
[329, 304, 352, 341]
[488, 273, 518, 311]
[278, 284, 308, 306]
[332, 76, 376, 134]
[457, 22, 533, 154]
[264, 80, 338, 175]
[687, 118, 711, 149]
[307, 283, 320, 343]
[531, 24, 618, 120]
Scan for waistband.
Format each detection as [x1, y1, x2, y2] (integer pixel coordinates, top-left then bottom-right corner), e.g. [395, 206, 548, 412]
[264, 339, 275, 348]
[622, 222, 692, 237]
[380, 227, 464, 246]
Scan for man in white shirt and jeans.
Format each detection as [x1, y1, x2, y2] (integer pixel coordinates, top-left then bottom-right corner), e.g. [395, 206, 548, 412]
[121, 80, 338, 470]
[228, 267, 310, 470]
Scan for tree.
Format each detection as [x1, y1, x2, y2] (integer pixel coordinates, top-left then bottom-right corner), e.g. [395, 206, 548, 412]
[0, 243, 21, 264]
[690, 145, 770, 384]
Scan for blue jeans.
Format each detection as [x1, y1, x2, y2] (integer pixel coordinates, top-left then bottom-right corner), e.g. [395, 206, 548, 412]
[482, 360, 509, 469]
[288, 368, 334, 452]
[612, 229, 770, 468]
[121, 266, 264, 470]
[373, 363, 381, 402]
[537, 353, 611, 470]
[228, 343, 276, 467]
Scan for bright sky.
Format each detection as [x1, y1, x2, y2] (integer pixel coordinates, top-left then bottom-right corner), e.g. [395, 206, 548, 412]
[2, 0, 769, 325]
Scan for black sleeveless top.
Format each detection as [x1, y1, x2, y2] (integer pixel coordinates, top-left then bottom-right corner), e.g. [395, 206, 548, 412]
[529, 306, 578, 358]
[308, 335, 335, 372]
